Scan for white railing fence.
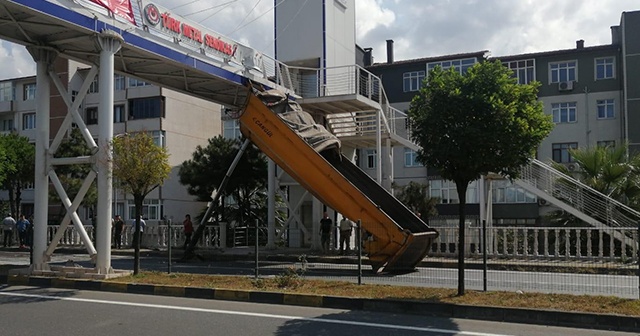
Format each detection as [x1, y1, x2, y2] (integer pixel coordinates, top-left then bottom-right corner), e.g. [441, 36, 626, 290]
[429, 224, 639, 263]
[42, 223, 639, 264]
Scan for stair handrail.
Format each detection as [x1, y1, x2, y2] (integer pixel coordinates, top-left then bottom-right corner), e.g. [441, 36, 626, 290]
[520, 159, 640, 227]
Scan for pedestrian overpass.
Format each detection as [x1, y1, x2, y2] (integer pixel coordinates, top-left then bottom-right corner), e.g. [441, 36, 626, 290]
[0, 0, 439, 275]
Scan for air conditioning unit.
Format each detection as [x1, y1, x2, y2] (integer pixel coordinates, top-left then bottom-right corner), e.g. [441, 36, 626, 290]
[567, 163, 577, 171]
[538, 199, 547, 206]
[558, 81, 574, 91]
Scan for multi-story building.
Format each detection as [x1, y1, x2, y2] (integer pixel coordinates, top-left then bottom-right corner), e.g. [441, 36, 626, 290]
[363, 10, 640, 225]
[0, 58, 221, 226]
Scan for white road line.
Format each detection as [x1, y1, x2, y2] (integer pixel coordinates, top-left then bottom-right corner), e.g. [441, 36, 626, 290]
[0, 290, 514, 336]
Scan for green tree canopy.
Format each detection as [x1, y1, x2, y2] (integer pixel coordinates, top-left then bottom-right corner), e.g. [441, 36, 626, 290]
[178, 135, 268, 224]
[394, 181, 438, 220]
[111, 131, 171, 274]
[408, 60, 553, 295]
[0, 133, 35, 216]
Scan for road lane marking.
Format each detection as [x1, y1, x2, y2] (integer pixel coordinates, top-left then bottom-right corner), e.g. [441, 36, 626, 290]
[0, 290, 514, 336]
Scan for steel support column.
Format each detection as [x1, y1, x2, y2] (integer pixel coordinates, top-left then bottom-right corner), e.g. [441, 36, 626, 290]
[95, 30, 123, 274]
[266, 159, 276, 249]
[27, 47, 56, 270]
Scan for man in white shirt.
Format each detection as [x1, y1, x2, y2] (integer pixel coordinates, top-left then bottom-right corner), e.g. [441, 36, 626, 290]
[3, 214, 16, 247]
[132, 216, 146, 249]
[338, 216, 354, 255]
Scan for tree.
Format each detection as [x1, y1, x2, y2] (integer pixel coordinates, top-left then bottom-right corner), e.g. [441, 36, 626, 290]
[50, 128, 98, 223]
[178, 136, 269, 250]
[0, 133, 35, 217]
[394, 181, 438, 222]
[408, 60, 553, 295]
[111, 132, 171, 274]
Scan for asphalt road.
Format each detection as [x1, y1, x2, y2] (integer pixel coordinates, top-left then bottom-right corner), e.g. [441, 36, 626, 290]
[1, 250, 638, 298]
[0, 286, 635, 336]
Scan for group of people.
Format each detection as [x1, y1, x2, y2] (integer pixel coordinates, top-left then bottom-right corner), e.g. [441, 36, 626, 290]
[111, 214, 193, 250]
[2, 213, 33, 249]
[319, 212, 356, 255]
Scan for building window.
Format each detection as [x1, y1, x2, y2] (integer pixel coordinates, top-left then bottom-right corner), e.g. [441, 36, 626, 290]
[550, 61, 577, 83]
[552, 142, 578, 163]
[85, 107, 98, 125]
[596, 99, 614, 119]
[22, 113, 36, 130]
[114, 74, 126, 90]
[365, 149, 376, 169]
[595, 57, 614, 80]
[402, 71, 425, 92]
[127, 199, 162, 220]
[404, 148, 422, 167]
[22, 181, 34, 190]
[597, 140, 615, 148]
[427, 58, 476, 75]
[429, 179, 477, 204]
[551, 102, 577, 123]
[0, 82, 14, 102]
[129, 97, 163, 119]
[223, 119, 241, 139]
[114, 105, 125, 123]
[129, 78, 150, 87]
[89, 76, 99, 93]
[23, 83, 36, 101]
[491, 180, 536, 204]
[150, 130, 165, 147]
[503, 59, 535, 84]
[1, 119, 13, 132]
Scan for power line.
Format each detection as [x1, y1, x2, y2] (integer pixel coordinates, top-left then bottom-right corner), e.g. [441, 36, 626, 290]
[194, 0, 238, 23]
[169, 0, 200, 11]
[227, 0, 262, 36]
[181, 0, 237, 18]
[229, 0, 285, 35]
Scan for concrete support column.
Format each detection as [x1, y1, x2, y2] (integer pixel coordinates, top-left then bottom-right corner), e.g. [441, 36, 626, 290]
[96, 30, 123, 274]
[381, 139, 393, 191]
[27, 47, 56, 270]
[375, 110, 382, 184]
[266, 159, 276, 249]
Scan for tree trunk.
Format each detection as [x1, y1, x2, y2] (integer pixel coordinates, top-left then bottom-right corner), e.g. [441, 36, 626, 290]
[133, 195, 143, 275]
[8, 183, 15, 216]
[455, 179, 469, 296]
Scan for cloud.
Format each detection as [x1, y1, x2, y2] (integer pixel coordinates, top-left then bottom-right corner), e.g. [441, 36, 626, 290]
[0, 41, 36, 80]
[0, 0, 637, 81]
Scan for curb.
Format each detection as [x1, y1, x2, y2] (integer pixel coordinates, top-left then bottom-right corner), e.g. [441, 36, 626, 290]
[1, 274, 638, 332]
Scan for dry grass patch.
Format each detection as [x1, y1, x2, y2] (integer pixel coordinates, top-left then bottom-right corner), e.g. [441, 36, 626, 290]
[106, 271, 640, 316]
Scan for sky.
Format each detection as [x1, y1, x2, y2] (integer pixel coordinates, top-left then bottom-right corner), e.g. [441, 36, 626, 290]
[1, 0, 638, 80]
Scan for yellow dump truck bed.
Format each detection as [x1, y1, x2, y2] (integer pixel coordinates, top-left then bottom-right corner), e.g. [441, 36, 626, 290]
[239, 92, 438, 272]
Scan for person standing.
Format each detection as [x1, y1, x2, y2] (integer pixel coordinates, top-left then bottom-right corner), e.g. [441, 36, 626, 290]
[182, 214, 193, 250]
[113, 215, 124, 249]
[16, 214, 30, 248]
[338, 216, 354, 255]
[3, 213, 16, 247]
[132, 216, 146, 249]
[319, 212, 332, 253]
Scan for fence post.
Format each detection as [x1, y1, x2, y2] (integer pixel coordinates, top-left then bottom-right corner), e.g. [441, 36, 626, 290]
[255, 219, 259, 280]
[357, 219, 362, 285]
[167, 217, 172, 274]
[482, 219, 487, 292]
